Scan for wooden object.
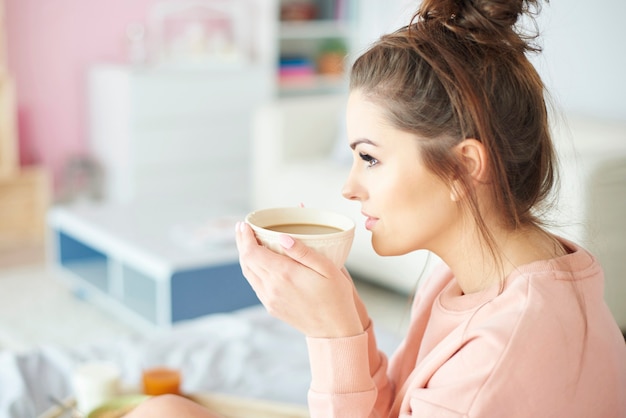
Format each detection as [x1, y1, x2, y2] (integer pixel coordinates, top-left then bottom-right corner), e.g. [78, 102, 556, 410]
[189, 393, 309, 418]
[0, 166, 49, 249]
[0, 75, 18, 177]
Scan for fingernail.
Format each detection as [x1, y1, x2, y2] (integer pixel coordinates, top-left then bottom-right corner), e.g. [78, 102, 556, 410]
[279, 234, 295, 249]
[235, 221, 240, 232]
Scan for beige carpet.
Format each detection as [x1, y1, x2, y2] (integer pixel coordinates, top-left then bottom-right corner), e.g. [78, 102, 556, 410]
[0, 261, 138, 352]
[0, 242, 45, 269]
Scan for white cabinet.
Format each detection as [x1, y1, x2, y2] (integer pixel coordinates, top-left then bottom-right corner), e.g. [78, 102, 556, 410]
[87, 64, 275, 207]
[87, 0, 278, 207]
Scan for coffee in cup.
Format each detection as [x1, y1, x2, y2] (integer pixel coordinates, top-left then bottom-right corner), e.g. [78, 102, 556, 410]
[245, 207, 355, 267]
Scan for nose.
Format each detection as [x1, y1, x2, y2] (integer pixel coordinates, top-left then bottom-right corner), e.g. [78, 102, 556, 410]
[342, 167, 362, 201]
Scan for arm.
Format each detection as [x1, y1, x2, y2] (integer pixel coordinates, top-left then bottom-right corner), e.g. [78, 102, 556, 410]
[306, 321, 394, 418]
[235, 222, 394, 416]
[306, 269, 394, 417]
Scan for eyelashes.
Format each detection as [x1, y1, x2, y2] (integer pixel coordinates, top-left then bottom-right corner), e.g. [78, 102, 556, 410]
[359, 152, 379, 167]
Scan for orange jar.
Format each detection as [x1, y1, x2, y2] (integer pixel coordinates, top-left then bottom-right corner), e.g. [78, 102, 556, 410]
[142, 367, 181, 396]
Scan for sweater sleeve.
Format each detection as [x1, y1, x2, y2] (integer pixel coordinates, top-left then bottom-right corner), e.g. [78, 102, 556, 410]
[306, 320, 393, 417]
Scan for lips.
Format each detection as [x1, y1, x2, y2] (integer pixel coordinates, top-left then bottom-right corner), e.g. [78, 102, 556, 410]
[362, 212, 378, 230]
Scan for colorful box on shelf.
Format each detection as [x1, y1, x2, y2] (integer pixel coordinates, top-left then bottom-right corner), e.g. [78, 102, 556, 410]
[278, 56, 316, 85]
[279, 56, 315, 72]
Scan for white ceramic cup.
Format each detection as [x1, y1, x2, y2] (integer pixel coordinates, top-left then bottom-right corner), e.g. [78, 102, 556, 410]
[245, 207, 355, 268]
[72, 361, 121, 414]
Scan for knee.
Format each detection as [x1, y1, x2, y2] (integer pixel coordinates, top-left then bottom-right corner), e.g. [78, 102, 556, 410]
[125, 394, 191, 417]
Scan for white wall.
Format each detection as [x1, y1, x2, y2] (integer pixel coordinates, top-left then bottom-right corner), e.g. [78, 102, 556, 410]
[533, 0, 626, 121]
[355, 0, 626, 121]
[353, 0, 415, 56]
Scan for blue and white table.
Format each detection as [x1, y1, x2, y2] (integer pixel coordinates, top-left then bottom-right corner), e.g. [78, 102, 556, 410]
[47, 200, 258, 330]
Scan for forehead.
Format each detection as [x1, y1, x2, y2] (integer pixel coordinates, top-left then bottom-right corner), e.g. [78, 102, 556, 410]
[346, 90, 395, 131]
[347, 90, 380, 115]
[346, 90, 424, 159]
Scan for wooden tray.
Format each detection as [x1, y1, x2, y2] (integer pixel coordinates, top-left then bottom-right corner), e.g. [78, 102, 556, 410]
[39, 392, 309, 418]
[189, 393, 309, 418]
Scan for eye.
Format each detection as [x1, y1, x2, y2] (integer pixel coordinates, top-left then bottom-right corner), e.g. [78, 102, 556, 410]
[359, 152, 379, 168]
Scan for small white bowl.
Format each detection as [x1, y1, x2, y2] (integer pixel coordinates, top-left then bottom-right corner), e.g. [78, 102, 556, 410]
[245, 207, 355, 267]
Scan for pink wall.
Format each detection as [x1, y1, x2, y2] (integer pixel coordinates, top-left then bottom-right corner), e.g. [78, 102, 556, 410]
[5, 0, 161, 190]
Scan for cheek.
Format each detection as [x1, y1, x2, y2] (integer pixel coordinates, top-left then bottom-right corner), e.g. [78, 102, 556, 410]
[370, 173, 422, 254]
[374, 171, 454, 254]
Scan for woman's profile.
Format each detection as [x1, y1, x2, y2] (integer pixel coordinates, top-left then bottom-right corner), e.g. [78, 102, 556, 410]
[128, 0, 626, 416]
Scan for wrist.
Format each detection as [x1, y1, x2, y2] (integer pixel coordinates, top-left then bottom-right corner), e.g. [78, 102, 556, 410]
[307, 317, 364, 339]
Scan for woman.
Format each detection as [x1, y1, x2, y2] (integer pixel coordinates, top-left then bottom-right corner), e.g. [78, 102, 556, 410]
[128, 0, 626, 416]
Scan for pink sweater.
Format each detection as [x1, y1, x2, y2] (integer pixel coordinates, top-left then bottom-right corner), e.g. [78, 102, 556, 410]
[306, 240, 626, 417]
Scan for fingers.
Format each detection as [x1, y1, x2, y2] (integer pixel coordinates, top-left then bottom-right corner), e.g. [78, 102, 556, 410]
[236, 220, 337, 278]
[339, 267, 370, 329]
[235, 220, 256, 251]
[235, 221, 272, 290]
[277, 232, 338, 278]
[235, 221, 275, 262]
[235, 220, 362, 337]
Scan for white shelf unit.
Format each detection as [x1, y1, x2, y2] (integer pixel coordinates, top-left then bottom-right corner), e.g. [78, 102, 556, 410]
[277, 0, 355, 96]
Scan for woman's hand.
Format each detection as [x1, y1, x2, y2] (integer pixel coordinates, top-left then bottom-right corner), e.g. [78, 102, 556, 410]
[235, 221, 364, 338]
[346, 268, 372, 332]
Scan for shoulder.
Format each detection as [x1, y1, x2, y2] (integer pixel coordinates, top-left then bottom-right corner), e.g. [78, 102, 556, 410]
[411, 244, 623, 415]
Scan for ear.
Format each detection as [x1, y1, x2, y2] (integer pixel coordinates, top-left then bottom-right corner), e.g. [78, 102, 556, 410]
[454, 138, 489, 183]
[449, 139, 489, 202]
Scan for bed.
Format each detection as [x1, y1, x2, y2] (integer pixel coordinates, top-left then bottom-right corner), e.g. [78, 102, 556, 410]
[0, 304, 401, 418]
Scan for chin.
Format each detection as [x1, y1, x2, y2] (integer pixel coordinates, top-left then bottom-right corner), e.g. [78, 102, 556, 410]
[371, 236, 405, 257]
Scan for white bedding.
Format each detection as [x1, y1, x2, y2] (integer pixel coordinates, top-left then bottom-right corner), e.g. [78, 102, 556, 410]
[0, 305, 401, 418]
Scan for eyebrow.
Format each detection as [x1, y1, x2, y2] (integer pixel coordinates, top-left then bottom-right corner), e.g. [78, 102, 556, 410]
[349, 138, 378, 150]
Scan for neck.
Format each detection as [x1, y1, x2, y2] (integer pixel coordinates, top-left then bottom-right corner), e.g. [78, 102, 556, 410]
[437, 224, 566, 295]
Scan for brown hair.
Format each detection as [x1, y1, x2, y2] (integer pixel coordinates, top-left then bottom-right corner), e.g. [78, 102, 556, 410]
[350, 0, 557, 267]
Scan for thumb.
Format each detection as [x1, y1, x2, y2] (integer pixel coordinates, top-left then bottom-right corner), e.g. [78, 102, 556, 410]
[278, 234, 336, 276]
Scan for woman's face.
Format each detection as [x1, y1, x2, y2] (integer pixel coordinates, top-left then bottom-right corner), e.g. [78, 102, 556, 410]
[342, 90, 460, 256]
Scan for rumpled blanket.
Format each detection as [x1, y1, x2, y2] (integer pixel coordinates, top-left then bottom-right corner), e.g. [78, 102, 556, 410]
[0, 305, 401, 418]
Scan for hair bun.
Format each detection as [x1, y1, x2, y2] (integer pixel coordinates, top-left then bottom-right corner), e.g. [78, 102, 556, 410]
[417, 0, 544, 51]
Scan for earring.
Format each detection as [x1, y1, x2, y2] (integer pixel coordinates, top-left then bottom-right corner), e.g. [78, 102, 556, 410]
[449, 181, 462, 202]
